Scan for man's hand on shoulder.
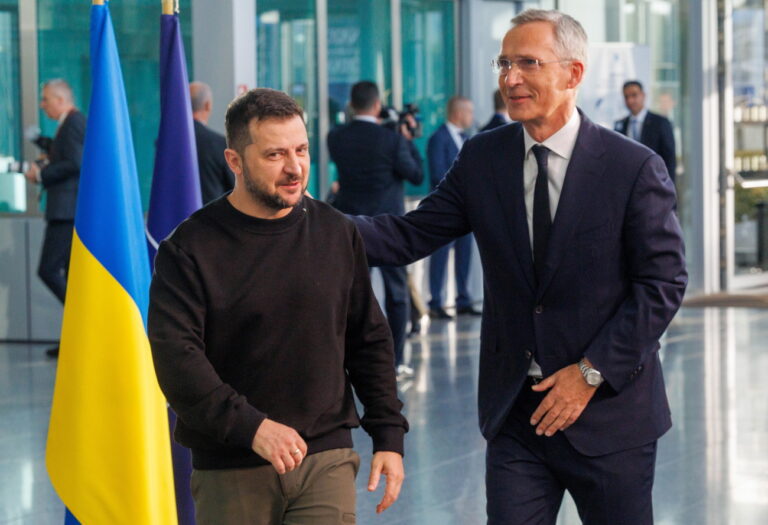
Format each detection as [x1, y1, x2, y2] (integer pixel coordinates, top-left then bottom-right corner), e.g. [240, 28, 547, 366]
[529, 363, 599, 437]
[367, 451, 404, 514]
[251, 418, 307, 475]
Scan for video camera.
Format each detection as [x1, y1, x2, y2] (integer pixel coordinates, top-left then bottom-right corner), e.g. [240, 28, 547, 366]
[379, 103, 422, 139]
[0, 127, 53, 174]
[0, 157, 47, 174]
[25, 126, 53, 154]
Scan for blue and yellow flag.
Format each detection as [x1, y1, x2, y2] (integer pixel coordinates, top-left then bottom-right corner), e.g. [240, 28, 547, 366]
[46, 2, 177, 524]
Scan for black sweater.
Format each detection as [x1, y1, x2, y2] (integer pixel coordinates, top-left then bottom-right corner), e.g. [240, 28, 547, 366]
[148, 196, 408, 469]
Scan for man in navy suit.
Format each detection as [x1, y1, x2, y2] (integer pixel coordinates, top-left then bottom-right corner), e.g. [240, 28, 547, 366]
[426, 96, 480, 319]
[353, 9, 686, 524]
[615, 80, 677, 182]
[328, 81, 423, 378]
[190, 81, 235, 204]
[480, 89, 511, 132]
[24, 79, 85, 358]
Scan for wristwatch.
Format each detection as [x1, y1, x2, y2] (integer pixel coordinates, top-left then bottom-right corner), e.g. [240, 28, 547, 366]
[578, 359, 604, 387]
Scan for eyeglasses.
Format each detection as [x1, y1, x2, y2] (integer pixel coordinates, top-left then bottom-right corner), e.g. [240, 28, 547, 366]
[491, 57, 572, 75]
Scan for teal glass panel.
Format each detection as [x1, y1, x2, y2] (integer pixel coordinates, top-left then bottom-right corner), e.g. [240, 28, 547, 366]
[401, 0, 455, 196]
[36, 0, 193, 210]
[257, 0, 320, 198]
[326, 0, 392, 189]
[0, 2, 24, 213]
[327, 0, 392, 121]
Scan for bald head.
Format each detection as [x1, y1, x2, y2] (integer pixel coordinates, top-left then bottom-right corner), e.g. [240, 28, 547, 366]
[190, 81, 213, 123]
[447, 96, 474, 129]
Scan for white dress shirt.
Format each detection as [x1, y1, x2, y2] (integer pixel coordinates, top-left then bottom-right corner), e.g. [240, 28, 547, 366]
[628, 107, 647, 141]
[445, 121, 467, 150]
[521, 108, 581, 376]
[354, 115, 379, 124]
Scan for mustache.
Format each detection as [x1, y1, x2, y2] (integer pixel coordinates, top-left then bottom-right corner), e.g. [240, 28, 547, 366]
[280, 174, 302, 183]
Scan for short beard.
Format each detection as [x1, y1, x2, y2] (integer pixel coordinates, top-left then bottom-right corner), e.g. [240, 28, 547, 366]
[242, 162, 304, 211]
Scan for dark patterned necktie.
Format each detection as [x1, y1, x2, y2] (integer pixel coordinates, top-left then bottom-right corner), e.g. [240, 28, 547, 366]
[531, 144, 551, 286]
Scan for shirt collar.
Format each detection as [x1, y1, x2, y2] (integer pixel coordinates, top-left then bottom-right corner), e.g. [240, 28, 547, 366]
[58, 109, 72, 126]
[523, 108, 581, 161]
[446, 121, 464, 135]
[354, 115, 378, 124]
[630, 107, 648, 122]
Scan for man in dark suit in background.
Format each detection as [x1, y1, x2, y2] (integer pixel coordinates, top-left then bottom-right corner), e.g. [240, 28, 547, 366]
[615, 80, 677, 182]
[24, 79, 85, 358]
[426, 96, 480, 319]
[481, 89, 511, 131]
[328, 81, 423, 380]
[190, 81, 235, 204]
[352, 9, 686, 524]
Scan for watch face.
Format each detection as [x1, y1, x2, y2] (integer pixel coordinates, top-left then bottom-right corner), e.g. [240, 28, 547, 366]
[586, 370, 602, 386]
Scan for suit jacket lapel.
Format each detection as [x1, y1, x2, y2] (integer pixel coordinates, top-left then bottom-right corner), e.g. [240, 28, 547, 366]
[492, 124, 536, 293]
[536, 113, 606, 298]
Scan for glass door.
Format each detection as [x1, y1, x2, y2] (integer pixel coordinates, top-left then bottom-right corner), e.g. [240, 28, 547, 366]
[731, 1, 768, 285]
[0, 7, 25, 213]
[257, 0, 320, 197]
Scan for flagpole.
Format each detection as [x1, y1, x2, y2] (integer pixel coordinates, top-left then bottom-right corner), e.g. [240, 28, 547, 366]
[162, 0, 175, 15]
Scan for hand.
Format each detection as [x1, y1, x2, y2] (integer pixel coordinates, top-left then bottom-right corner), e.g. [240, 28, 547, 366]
[251, 418, 307, 474]
[399, 121, 414, 141]
[23, 162, 40, 184]
[529, 364, 598, 437]
[367, 451, 404, 513]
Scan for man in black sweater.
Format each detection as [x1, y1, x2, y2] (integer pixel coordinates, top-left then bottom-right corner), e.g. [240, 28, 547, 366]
[149, 88, 408, 524]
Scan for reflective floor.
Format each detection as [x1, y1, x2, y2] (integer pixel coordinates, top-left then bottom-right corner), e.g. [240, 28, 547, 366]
[1, 307, 767, 524]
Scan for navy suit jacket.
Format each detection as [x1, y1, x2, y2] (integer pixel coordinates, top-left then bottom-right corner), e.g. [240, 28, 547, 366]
[354, 110, 687, 456]
[481, 113, 508, 132]
[40, 110, 85, 221]
[194, 120, 234, 205]
[615, 111, 676, 182]
[427, 124, 460, 189]
[328, 120, 423, 216]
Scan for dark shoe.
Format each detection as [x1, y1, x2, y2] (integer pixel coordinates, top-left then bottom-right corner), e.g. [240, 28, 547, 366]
[45, 346, 60, 358]
[429, 307, 454, 320]
[457, 305, 482, 316]
[408, 320, 421, 336]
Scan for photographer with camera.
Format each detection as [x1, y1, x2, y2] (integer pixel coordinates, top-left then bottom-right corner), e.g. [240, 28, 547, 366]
[328, 81, 423, 380]
[23, 79, 85, 358]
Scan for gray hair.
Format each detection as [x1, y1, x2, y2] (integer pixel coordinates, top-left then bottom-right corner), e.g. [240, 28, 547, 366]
[511, 9, 588, 68]
[189, 81, 213, 112]
[42, 78, 74, 103]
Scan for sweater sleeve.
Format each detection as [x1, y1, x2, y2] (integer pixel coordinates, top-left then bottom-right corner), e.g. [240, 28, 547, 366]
[344, 228, 409, 455]
[148, 239, 266, 451]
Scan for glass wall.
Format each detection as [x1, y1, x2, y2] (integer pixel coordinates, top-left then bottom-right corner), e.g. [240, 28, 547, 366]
[731, 0, 768, 277]
[257, 0, 320, 197]
[36, 0, 193, 209]
[401, 0, 456, 196]
[0, 0, 24, 213]
[327, 0, 392, 120]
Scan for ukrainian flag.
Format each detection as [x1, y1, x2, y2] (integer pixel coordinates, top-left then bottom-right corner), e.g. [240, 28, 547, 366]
[46, 1, 177, 523]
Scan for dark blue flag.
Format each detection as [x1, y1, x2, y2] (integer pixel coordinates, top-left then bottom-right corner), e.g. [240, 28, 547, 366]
[145, 8, 201, 525]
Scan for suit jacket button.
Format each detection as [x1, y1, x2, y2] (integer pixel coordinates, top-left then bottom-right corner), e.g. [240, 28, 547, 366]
[525, 350, 532, 359]
[534, 305, 543, 314]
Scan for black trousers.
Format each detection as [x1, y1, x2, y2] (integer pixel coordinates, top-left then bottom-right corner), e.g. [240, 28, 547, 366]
[376, 265, 409, 367]
[486, 378, 657, 525]
[38, 220, 74, 304]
